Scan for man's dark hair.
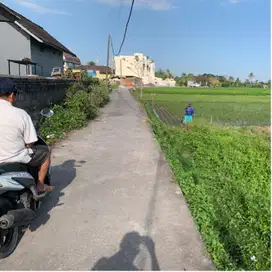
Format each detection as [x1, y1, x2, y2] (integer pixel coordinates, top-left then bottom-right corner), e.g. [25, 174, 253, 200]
[0, 78, 17, 97]
[0, 91, 16, 97]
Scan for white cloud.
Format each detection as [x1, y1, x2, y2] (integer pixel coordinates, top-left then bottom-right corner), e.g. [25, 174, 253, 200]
[16, 0, 70, 15]
[95, 0, 174, 11]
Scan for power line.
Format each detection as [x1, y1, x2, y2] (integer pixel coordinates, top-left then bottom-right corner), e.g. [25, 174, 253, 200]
[114, 0, 135, 56]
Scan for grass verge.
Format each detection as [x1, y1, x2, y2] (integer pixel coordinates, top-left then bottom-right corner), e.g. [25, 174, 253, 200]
[144, 102, 271, 271]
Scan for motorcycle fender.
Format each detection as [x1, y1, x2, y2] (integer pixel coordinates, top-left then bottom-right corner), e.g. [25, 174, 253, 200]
[0, 172, 28, 191]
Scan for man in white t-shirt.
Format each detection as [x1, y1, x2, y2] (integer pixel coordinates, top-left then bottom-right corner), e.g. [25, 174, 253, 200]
[0, 78, 53, 193]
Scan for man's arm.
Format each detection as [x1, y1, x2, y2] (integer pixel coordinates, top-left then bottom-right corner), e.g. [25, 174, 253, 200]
[22, 112, 38, 146]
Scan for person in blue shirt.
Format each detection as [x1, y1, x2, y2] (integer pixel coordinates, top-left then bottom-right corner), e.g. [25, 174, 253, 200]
[183, 102, 195, 130]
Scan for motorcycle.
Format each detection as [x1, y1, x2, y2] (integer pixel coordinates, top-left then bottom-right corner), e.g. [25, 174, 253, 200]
[0, 108, 53, 259]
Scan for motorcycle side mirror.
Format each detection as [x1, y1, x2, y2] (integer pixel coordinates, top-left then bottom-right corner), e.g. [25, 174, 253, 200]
[40, 108, 54, 118]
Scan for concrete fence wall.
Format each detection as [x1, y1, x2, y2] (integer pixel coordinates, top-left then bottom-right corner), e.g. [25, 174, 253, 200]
[0, 75, 75, 128]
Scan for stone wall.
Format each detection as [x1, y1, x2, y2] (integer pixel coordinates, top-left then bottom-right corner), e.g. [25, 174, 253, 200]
[0, 75, 75, 128]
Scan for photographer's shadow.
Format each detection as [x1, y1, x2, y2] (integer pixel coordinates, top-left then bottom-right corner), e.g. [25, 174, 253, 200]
[91, 232, 160, 271]
[29, 159, 77, 231]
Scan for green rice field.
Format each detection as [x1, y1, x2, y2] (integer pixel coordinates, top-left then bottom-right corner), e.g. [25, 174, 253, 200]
[143, 87, 270, 127]
[135, 87, 271, 271]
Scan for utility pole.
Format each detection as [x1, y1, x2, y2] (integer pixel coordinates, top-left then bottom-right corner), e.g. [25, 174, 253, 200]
[106, 33, 111, 90]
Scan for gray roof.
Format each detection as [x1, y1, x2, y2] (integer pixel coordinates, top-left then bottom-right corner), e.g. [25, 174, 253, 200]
[0, 2, 75, 56]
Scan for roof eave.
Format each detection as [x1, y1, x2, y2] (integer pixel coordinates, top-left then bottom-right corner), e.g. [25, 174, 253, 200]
[0, 6, 18, 22]
[15, 21, 43, 43]
[15, 21, 75, 56]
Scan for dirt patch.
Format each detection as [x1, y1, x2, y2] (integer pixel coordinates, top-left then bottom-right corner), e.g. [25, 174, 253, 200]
[253, 126, 271, 134]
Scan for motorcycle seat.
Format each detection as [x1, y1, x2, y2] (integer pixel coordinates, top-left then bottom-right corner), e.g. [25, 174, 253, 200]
[0, 163, 36, 188]
[0, 163, 28, 174]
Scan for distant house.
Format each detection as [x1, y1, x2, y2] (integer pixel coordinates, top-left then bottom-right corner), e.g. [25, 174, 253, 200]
[63, 52, 81, 71]
[0, 2, 78, 77]
[193, 76, 209, 86]
[155, 77, 176, 87]
[77, 65, 114, 80]
[187, 81, 201, 88]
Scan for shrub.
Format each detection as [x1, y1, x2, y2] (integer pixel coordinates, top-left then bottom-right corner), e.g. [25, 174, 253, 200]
[40, 104, 86, 142]
[40, 80, 109, 143]
[90, 84, 110, 107]
[65, 90, 98, 120]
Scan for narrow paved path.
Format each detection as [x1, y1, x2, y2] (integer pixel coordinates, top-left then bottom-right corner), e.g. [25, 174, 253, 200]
[0, 88, 214, 270]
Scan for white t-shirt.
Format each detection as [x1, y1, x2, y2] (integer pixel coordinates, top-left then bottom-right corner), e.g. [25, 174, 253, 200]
[0, 99, 38, 164]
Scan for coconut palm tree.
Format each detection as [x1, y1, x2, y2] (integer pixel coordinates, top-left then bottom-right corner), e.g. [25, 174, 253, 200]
[248, 72, 255, 82]
[187, 73, 194, 80]
[166, 69, 173, 78]
[180, 73, 188, 86]
[244, 79, 250, 87]
[235, 77, 241, 87]
[229, 76, 234, 83]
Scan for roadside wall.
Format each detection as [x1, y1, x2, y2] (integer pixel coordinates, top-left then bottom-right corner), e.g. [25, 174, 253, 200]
[120, 77, 142, 87]
[0, 75, 74, 128]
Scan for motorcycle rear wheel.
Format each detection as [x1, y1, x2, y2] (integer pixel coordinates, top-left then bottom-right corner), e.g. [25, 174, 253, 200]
[0, 200, 19, 259]
[0, 227, 19, 259]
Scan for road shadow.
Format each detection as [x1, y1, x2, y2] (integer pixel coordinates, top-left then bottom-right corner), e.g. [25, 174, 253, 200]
[91, 231, 160, 271]
[29, 159, 77, 231]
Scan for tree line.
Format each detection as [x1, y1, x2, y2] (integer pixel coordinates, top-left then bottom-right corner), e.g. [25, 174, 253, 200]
[155, 69, 271, 88]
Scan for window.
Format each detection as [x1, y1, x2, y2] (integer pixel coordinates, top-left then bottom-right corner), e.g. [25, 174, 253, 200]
[40, 45, 44, 52]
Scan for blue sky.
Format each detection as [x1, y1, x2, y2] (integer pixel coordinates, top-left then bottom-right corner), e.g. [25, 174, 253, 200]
[2, 0, 271, 81]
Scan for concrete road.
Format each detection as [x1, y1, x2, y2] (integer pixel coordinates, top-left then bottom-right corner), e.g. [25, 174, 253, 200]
[0, 88, 214, 270]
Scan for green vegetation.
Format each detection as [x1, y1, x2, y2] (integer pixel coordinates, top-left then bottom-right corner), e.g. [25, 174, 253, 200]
[144, 87, 270, 127]
[144, 87, 271, 96]
[134, 87, 271, 271]
[111, 83, 119, 90]
[40, 79, 109, 143]
[154, 70, 271, 88]
[87, 61, 96, 65]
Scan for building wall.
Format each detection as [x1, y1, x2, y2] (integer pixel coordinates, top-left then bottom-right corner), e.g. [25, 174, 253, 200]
[0, 75, 74, 128]
[64, 61, 76, 70]
[114, 53, 155, 84]
[64, 60, 79, 71]
[95, 71, 106, 80]
[31, 39, 63, 77]
[0, 22, 31, 76]
[95, 71, 113, 80]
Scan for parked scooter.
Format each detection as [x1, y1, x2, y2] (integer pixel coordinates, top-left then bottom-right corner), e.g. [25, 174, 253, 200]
[0, 108, 53, 258]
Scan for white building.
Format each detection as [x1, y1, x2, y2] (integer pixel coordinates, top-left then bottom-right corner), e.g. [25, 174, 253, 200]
[154, 77, 176, 87]
[114, 53, 155, 85]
